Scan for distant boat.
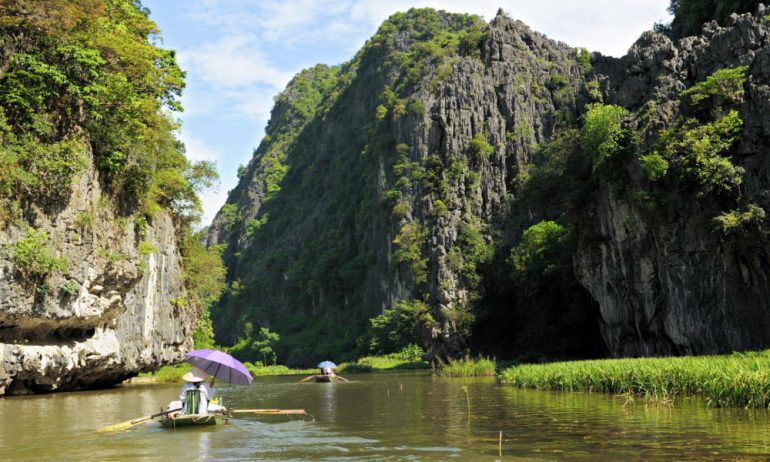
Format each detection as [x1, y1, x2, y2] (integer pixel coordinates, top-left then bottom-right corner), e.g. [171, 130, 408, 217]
[160, 412, 230, 428]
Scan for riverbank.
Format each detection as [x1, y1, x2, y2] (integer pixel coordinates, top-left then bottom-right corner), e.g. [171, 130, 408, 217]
[135, 355, 431, 383]
[499, 350, 770, 408]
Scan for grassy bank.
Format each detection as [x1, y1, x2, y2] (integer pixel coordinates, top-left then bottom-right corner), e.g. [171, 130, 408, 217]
[138, 364, 189, 383]
[438, 357, 496, 377]
[499, 350, 770, 408]
[347, 356, 430, 371]
[244, 363, 316, 376]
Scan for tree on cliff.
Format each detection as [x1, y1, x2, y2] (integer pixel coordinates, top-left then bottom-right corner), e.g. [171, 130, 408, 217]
[666, 0, 761, 37]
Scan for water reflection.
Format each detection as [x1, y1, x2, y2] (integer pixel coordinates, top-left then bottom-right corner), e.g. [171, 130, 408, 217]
[1, 373, 770, 460]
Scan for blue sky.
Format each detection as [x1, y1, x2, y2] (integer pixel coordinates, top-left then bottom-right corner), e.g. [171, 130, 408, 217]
[143, 0, 672, 226]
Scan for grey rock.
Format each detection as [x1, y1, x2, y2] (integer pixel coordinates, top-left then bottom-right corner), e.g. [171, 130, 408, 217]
[0, 157, 194, 395]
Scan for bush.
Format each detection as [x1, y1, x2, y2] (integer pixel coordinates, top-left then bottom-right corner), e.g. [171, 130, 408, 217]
[468, 132, 494, 160]
[580, 103, 629, 172]
[683, 66, 747, 109]
[11, 228, 68, 280]
[367, 299, 434, 354]
[511, 220, 568, 279]
[393, 222, 429, 284]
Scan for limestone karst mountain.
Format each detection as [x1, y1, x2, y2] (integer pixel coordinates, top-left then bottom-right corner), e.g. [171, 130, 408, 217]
[209, 5, 770, 365]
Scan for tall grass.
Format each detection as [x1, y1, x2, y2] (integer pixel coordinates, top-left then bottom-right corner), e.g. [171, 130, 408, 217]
[139, 363, 189, 383]
[243, 363, 316, 376]
[499, 350, 770, 408]
[351, 356, 430, 371]
[438, 357, 496, 377]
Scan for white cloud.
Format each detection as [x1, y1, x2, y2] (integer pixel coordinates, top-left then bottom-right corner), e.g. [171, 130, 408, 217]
[177, 130, 231, 226]
[178, 35, 292, 89]
[179, 131, 223, 163]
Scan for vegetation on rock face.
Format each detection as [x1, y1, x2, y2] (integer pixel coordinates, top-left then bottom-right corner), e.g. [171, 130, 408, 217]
[209, 9, 493, 366]
[665, 0, 762, 38]
[0, 1, 226, 344]
[10, 228, 68, 280]
[211, 4, 770, 368]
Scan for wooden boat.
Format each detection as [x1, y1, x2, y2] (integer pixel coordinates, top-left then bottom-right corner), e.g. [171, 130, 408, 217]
[314, 374, 342, 382]
[160, 412, 230, 428]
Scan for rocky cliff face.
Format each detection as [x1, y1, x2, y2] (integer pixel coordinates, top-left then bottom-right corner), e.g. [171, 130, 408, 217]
[0, 1, 208, 395]
[576, 6, 770, 356]
[210, 6, 770, 363]
[0, 155, 194, 395]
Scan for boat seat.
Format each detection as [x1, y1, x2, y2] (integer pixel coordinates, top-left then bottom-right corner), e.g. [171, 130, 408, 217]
[184, 389, 201, 414]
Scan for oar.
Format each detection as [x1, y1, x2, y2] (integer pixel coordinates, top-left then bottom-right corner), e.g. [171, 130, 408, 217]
[335, 375, 349, 382]
[231, 409, 308, 415]
[97, 407, 181, 433]
[298, 375, 316, 383]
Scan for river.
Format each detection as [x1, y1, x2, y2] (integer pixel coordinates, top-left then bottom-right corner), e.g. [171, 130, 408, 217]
[2, 371, 769, 460]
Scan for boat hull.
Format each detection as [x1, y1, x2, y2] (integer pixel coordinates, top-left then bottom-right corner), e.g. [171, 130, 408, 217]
[160, 413, 230, 428]
[314, 375, 341, 382]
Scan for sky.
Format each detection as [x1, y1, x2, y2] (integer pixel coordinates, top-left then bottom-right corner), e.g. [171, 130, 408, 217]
[143, 0, 673, 226]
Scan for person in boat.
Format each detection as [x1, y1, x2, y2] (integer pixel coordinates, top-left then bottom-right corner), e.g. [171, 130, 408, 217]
[320, 367, 336, 376]
[168, 366, 222, 414]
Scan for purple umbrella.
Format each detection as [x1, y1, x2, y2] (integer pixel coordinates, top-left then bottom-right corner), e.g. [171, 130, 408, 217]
[185, 349, 254, 385]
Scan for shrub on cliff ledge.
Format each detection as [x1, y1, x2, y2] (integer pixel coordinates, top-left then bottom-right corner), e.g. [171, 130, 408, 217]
[580, 103, 630, 174]
[11, 228, 68, 280]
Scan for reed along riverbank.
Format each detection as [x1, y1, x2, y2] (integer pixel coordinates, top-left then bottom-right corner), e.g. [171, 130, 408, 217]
[499, 351, 770, 408]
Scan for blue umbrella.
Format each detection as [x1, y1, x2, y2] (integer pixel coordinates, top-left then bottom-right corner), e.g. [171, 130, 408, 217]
[317, 361, 337, 369]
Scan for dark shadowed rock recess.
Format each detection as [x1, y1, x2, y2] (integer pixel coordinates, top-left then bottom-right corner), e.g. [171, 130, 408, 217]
[209, 6, 770, 364]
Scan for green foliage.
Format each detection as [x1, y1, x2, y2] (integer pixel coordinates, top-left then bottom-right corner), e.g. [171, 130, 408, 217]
[0, 0, 222, 225]
[352, 353, 430, 370]
[11, 228, 68, 280]
[576, 47, 592, 73]
[391, 343, 425, 361]
[500, 350, 770, 408]
[433, 199, 448, 218]
[375, 104, 388, 120]
[407, 98, 426, 116]
[393, 222, 429, 284]
[181, 233, 226, 311]
[667, 0, 761, 38]
[59, 280, 79, 296]
[580, 103, 630, 172]
[74, 211, 94, 233]
[134, 216, 148, 236]
[192, 308, 216, 349]
[220, 203, 242, 231]
[367, 299, 434, 355]
[511, 221, 569, 281]
[230, 327, 281, 365]
[683, 66, 747, 109]
[438, 357, 497, 377]
[468, 132, 494, 160]
[651, 110, 743, 195]
[712, 204, 766, 237]
[547, 73, 570, 90]
[246, 213, 269, 236]
[367, 8, 487, 92]
[243, 362, 316, 376]
[141, 363, 189, 383]
[137, 241, 157, 256]
[454, 219, 493, 290]
[640, 152, 670, 181]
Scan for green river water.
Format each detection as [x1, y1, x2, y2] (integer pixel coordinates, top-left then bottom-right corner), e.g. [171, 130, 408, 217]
[2, 371, 770, 461]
